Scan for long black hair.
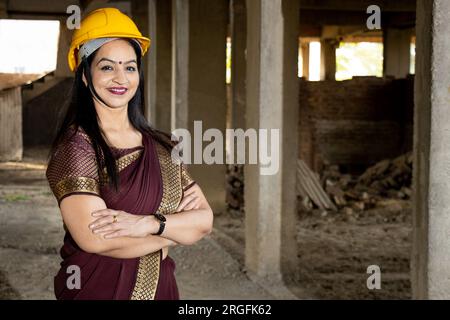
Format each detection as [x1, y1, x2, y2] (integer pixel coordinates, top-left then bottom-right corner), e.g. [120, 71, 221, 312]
[48, 39, 174, 192]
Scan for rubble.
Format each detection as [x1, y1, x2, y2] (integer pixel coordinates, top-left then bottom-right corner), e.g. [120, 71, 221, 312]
[226, 152, 413, 216]
[316, 151, 413, 213]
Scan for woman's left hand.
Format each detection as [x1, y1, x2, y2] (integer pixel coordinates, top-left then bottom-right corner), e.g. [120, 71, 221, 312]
[175, 184, 202, 212]
[89, 209, 155, 239]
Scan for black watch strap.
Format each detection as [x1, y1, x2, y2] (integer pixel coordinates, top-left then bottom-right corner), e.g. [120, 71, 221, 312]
[153, 213, 166, 235]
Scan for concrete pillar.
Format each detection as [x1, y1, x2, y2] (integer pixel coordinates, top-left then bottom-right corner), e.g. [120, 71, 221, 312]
[171, 0, 189, 130]
[0, 88, 22, 161]
[301, 42, 309, 79]
[131, 0, 153, 121]
[245, 0, 299, 293]
[149, 0, 172, 133]
[136, 0, 172, 132]
[172, 0, 228, 214]
[320, 39, 336, 80]
[413, 0, 450, 299]
[383, 28, 412, 79]
[230, 0, 246, 131]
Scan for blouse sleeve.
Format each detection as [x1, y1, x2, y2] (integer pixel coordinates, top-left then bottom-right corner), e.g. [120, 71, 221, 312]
[46, 133, 101, 205]
[180, 163, 196, 191]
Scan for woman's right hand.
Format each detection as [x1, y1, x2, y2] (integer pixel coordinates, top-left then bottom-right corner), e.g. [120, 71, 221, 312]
[89, 209, 158, 238]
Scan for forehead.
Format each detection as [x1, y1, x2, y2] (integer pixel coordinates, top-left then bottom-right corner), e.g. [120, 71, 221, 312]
[94, 39, 137, 60]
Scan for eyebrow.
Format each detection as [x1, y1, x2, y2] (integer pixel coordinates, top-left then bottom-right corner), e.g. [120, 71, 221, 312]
[96, 58, 137, 65]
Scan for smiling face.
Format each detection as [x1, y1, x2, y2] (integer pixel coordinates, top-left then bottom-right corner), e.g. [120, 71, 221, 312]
[84, 39, 140, 109]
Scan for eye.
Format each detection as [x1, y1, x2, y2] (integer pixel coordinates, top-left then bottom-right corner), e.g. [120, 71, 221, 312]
[100, 65, 113, 71]
[126, 66, 137, 72]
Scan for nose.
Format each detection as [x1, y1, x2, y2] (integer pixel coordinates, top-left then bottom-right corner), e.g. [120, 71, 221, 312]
[113, 67, 129, 85]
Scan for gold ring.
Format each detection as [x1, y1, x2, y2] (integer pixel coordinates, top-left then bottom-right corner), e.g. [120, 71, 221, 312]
[112, 215, 117, 223]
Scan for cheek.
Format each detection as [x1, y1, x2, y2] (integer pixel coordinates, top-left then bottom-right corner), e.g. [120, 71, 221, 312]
[128, 74, 140, 91]
[91, 72, 111, 88]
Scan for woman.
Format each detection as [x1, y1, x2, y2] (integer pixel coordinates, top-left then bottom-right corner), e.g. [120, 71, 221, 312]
[46, 8, 213, 300]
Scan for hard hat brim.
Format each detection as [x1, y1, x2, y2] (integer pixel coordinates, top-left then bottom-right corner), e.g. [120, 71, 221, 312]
[68, 35, 150, 72]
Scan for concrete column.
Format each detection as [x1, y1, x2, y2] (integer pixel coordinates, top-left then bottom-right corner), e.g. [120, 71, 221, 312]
[131, 0, 173, 131]
[171, 0, 189, 130]
[172, 0, 228, 214]
[0, 88, 22, 161]
[245, 0, 299, 294]
[383, 27, 412, 79]
[132, 0, 172, 129]
[320, 39, 336, 80]
[413, 0, 450, 299]
[144, 0, 172, 132]
[230, 0, 246, 131]
[301, 42, 309, 79]
[131, 0, 152, 121]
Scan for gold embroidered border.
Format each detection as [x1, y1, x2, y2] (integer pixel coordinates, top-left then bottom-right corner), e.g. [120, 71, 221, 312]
[130, 143, 183, 300]
[100, 149, 143, 184]
[181, 164, 195, 190]
[55, 177, 100, 202]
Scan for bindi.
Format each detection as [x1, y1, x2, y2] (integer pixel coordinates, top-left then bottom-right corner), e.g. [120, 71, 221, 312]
[118, 61, 122, 64]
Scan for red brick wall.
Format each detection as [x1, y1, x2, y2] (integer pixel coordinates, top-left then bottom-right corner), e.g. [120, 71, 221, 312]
[299, 76, 414, 173]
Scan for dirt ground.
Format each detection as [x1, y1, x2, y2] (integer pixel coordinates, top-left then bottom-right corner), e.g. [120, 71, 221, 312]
[214, 202, 412, 299]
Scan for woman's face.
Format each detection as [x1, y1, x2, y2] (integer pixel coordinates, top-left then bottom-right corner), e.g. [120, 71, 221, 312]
[85, 39, 139, 109]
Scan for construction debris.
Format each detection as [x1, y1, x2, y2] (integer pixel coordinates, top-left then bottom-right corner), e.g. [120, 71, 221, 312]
[226, 152, 413, 216]
[299, 151, 413, 213]
[297, 160, 338, 211]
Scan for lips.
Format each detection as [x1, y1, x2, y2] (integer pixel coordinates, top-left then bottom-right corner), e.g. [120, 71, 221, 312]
[107, 87, 128, 95]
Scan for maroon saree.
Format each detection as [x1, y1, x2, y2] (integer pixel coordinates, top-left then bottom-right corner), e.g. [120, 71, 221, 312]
[46, 126, 195, 300]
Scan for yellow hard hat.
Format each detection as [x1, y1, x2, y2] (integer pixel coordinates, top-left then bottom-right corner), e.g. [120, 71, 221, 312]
[68, 7, 151, 72]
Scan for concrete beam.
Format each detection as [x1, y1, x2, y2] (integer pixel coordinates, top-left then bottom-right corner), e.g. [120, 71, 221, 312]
[299, 10, 415, 30]
[245, 0, 299, 294]
[7, 0, 80, 14]
[300, 0, 416, 12]
[412, 0, 450, 299]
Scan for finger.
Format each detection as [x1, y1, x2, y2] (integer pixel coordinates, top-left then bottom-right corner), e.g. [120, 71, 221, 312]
[92, 223, 118, 234]
[104, 229, 126, 239]
[184, 198, 200, 211]
[177, 195, 198, 212]
[178, 196, 200, 212]
[175, 197, 190, 212]
[92, 209, 117, 217]
[183, 187, 196, 196]
[89, 215, 118, 229]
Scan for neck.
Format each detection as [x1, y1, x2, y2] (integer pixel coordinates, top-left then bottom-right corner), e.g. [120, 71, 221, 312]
[94, 100, 131, 132]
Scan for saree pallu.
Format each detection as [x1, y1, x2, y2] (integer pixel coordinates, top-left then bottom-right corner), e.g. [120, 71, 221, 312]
[46, 127, 195, 300]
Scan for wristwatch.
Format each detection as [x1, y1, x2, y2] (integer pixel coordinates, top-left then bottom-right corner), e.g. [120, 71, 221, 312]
[152, 213, 166, 235]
